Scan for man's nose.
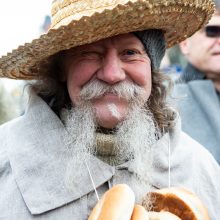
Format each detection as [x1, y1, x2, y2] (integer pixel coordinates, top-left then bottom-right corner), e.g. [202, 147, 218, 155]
[96, 50, 126, 84]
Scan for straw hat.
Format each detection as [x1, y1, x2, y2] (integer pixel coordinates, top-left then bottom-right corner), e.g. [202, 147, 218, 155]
[0, 0, 214, 80]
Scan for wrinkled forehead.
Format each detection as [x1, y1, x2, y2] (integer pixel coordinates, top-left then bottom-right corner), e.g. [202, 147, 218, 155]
[72, 33, 145, 51]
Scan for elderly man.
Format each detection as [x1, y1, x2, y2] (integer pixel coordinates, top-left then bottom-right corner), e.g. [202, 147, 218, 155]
[0, 0, 220, 219]
[174, 1, 220, 164]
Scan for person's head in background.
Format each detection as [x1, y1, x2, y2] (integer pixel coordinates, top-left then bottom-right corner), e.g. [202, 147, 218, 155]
[179, 0, 220, 89]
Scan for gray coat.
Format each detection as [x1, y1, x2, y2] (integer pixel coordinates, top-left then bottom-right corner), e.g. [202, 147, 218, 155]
[174, 63, 220, 164]
[0, 92, 220, 219]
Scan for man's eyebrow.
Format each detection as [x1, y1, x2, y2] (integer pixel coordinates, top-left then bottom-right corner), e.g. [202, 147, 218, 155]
[120, 41, 145, 51]
[79, 44, 104, 52]
[66, 45, 101, 56]
[119, 40, 143, 47]
[119, 38, 139, 44]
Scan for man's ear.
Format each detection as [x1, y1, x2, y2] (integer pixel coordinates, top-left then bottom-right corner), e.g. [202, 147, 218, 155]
[179, 39, 190, 55]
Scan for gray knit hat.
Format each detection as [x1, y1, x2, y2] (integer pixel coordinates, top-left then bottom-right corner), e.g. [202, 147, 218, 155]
[134, 29, 166, 71]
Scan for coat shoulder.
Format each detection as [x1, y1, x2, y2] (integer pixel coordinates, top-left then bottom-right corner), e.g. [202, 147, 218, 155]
[179, 131, 218, 161]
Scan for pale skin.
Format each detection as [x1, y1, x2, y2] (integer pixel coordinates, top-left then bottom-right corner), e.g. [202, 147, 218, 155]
[179, 12, 220, 91]
[63, 33, 152, 128]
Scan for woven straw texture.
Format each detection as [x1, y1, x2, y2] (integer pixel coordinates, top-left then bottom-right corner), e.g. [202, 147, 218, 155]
[0, 0, 214, 79]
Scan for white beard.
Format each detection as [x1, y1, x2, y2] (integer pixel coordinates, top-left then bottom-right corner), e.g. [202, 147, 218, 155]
[60, 79, 161, 207]
[114, 104, 160, 204]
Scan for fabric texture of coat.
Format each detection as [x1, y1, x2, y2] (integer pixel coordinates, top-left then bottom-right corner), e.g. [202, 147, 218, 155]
[0, 92, 220, 219]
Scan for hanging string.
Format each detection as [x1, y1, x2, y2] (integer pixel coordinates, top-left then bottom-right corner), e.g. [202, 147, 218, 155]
[85, 160, 100, 201]
[168, 134, 171, 188]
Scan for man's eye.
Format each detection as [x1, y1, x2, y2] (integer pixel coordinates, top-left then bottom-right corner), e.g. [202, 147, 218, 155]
[123, 49, 138, 56]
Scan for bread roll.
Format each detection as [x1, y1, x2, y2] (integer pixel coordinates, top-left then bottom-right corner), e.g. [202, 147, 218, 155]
[88, 184, 135, 220]
[129, 202, 181, 220]
[148, 211, 181, 220]
[131, 204, 149, 220]
[143, 187, 210, 220]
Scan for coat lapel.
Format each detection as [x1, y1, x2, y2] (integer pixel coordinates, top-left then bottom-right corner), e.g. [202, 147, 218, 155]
[6, 93, 115, 214]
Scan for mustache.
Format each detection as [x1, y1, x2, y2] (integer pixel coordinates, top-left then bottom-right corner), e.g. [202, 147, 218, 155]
[79, 79, 146, 103]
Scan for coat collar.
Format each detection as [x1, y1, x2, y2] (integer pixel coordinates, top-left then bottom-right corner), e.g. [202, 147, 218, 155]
[178, 63, 205, 83]
[6, 92, 182, 215]
[6, 92, 115, 214]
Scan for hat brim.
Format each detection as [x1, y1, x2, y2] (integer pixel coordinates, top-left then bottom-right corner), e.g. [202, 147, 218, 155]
[0, 0, 214, 79]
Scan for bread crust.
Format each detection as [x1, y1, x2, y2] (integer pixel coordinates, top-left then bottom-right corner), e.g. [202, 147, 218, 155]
[88, 184, 135, 220]
[143, 187, 210, 220]
[131, 205, 150, 220]
[148, 211, 181, 219]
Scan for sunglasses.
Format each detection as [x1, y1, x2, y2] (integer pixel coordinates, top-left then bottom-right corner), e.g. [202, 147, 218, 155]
[205, 25, 220, 37]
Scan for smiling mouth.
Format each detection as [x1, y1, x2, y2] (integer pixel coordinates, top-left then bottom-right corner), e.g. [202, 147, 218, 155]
[97, 93, 126, 102]
[103, 92, 117, 96]
[212, 52, 220, 55]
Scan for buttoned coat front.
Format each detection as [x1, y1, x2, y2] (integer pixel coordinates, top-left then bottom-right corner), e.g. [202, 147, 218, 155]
[0, 93, 220, 220]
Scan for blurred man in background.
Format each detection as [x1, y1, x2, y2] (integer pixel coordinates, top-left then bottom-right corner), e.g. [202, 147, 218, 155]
[174, 0, 220, 164]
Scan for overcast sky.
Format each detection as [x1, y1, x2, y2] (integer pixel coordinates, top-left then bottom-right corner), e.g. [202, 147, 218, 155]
[0, 0, 52, 90]
[0, 0, 51, 56]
